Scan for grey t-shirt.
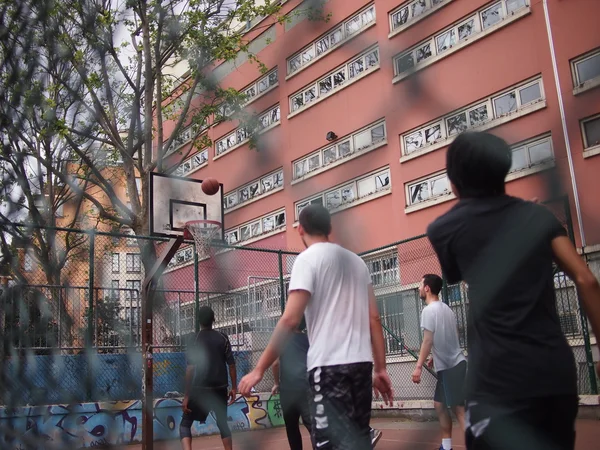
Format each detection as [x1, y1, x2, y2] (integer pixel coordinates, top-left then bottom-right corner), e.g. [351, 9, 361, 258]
[420, 300, 466, 372]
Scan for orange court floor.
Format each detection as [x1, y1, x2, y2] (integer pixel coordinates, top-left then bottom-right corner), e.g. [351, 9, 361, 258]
[124, 418, 600, 450]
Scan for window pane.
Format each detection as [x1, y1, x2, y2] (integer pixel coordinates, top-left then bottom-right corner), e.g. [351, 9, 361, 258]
[292, 94, 304, 111]
[333, 70, 346, 87]
[410, 181, 430, 204]
[263, 216, 275, 232]
[431, 176, 450, 197]
[302, 47, 314, 64]
[304, 87, 316, 103]
[396, 53, 415, 74]
[341, 184, 356, 203]
[361, 7, 375, 25]
[436, 29, 456, 53]
[529, 140, 553, 165]
[575, 53, 600, 84]
[506, 0, 527, 14]
[275, 212, 285, 227]
[375, 171, 390, 189]
[268, 70, 278, 86]
[405, 130, 425, 153]
[425, 124, 442, 144]
[349, 58, 364, 78]
[411, 0, 427, 18]
[458, 19, 475, 40]
[325, 190, 342, 209]
[346, 16, 361, 35]
[258, 78, 268, 93]
[323, 147, 337, 165]
[481, 3, 504, 29]
[416, 43, 432, 63]
[339, 141, 351, 157]
[319, 77, 332, 95]
[330, 28, 343, 45]
[510, 146, 528, 171]
[354, 129, 371, 150]
[494, 92, 518, 116]
[371, 124, 385, 143]
[469, 105, 489, 127]
[392, 8, 409, 29]
[583, 117, 600, 148]
[308, 154, 320, 171]
[519, 83, 542, 105]
[446, 112, 468, 135]
[289, 56, 301, 72]
[357, 177, 376, 197]
[240, 226, 251, 241]
[261, 174, 274, 192]
[316, 37, 329, 55]
[366, 50, 379, 67]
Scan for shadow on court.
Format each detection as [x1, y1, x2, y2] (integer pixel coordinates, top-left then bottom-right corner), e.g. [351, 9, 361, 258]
[122, 418, 600, 449]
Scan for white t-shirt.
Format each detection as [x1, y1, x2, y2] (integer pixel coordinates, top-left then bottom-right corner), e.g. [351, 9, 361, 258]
[420, 300, 466, 372]
[288, 242, 373, 371]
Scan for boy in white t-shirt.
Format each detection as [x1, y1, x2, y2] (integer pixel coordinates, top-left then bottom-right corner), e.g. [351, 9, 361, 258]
[412, 274, 466, 450]
[239, 204, 393, 449]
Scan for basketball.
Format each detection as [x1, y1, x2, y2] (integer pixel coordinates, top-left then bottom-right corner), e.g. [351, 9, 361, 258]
[201, 177, 220, 196]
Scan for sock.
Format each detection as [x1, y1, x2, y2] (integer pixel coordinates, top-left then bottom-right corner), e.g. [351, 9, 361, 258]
[442, 438, 452, 450]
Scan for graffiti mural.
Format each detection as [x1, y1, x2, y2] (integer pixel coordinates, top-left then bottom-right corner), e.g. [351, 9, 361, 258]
[0, 393, 285, 449]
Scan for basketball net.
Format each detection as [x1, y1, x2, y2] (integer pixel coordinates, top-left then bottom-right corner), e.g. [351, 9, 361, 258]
[184, 220, 221, 259]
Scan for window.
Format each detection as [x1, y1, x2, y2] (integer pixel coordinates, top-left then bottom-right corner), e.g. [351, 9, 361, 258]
[510, 135, 554, 173]
[581, 115, 600, 149]
[366, 254, 399, 286]
[166, 246, 194, 270]
[217, 68, 278, 120]
[111, 253, 120, 273]
[572, 49, 600, 87]
[215, 104, 281, 156]
[401, 77, 544, 157]
[224, 168, 283, 212]
[389, 0, 452, 34]
[406, 173, 451, 206]
[290, 46, 380, 114]
[125, 280, 141, 310]
[168, 120, 209, 153]
[225, 209, 286, 245]
[377, 292, 407, 354]
[393, 0, 529, 80]
[176, 149, 209, 177]
[111, 280, 120, 300]
[295, 167, 391, 219]
[23, 252, 34, 272]
[293, 120, 386, 181]
[126, 253, 141, 273]
[287, 4, 376, 75]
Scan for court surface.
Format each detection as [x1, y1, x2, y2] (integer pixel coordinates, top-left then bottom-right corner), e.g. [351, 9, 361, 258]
[125, 418, 600, 449]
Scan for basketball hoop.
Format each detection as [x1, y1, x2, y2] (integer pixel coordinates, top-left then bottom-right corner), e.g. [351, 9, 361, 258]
[184, 220, 221, 258]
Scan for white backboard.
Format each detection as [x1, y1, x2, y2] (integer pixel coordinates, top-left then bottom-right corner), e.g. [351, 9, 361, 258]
[149, 172, 224, 239]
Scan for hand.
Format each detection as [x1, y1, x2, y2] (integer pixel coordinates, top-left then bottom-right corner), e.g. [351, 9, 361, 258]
[373, 369, 394, 406]
[412, 367, 422, 384]
[239, 369, 264, 396]
[271, 383, 280, 395]
[182, 396, 192, 414]
[426, 357, 434, 370]
[228, 388, 237, 405]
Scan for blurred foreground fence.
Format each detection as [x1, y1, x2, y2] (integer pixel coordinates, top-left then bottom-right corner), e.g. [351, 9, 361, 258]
[0, 211, 598, 411]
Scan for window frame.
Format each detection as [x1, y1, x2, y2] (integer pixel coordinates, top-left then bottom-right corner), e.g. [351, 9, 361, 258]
[176, 148, 209, 177]
[388, 0, 454, 37]
[571, 48, 600, 88]
[224, 168, 284, 213]
[366, 253, 400, 287]
[292, 120, 387, 183]
[509, 134, 555, 174]
[294, 167, 391, 220]
[287, 3, 376, 77]
[111, 253, 120, 273]
[405, 171, 452, 207]
[224, 208, 286, 246]
[126, 253, 141, 273]
[289, 45, 380, 116]
[581, 114, 600, 151]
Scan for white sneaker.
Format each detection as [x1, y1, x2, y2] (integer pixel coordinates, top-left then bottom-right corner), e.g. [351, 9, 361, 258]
[370, 428, 382, 447]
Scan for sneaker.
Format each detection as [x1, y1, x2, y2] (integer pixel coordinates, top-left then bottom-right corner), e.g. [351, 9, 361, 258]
[370, 428, 382, 447]
[438, 447, 452, 450]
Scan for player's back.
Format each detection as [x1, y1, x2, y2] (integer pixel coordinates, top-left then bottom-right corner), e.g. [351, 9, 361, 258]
[289, 242, 373, 371]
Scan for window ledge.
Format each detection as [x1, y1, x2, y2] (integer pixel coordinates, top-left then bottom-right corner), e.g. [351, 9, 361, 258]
[388, 0, 453, 40]
[399, 100, 546, 163]
[505, 160, 555, 181]
[213, 122, 281, 161]
[287, 65, 380, 120]
[285, 22, 377, 81]
[573, 77, 600, 96]
[224, 186, 284, 214]
[181, 161, 208, 177]
[291, 140, 388, 186]
[404, 192, 456, 214]
[293, 187, 392, 227]
[224, 226, 287, 250]
[391, 6, 531, 85]
[583, 144, 600, 159]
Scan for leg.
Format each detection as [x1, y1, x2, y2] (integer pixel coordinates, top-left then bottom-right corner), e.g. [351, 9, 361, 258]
[179, 416, 194, 450]
[452, 405, 466, 432]
[435, 401, 453, 439]
[281, 390, 304, 450]
[210, 389, 233, 450]
[350, 362, 374, 450]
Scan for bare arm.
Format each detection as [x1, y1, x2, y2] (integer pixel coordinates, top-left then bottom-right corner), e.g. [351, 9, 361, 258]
[272, 359, 280, 386]
[416, 330, 434, 369]
[369, 285, 387, 373]
[552, 236, 600, 346]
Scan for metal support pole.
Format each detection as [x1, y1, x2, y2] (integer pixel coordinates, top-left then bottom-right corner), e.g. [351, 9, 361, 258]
[141, 236, 183, 450]
[194, 251, 200, 333]
[278, 251, 285, 314]
[87, 231, 95, 347]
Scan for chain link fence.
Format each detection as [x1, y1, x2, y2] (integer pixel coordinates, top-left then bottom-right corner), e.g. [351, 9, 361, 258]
[1, 212, 598, 411]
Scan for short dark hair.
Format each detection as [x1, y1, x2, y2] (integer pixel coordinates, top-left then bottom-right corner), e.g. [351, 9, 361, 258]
[198, 306, 215, 327]
[446, 131, 512, 198]
[298, 204, 332, 237]
[422, 274, 443, 296]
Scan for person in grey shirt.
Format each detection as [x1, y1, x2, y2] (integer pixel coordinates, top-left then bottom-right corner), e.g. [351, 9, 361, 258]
[412, 274, 466, 450]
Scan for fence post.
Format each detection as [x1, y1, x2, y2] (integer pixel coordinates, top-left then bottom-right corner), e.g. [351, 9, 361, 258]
[194, 251, 200, 333]
[87, 231, 95, 346]
[441, 278, 450, 305]
[278, 251, 285, 314]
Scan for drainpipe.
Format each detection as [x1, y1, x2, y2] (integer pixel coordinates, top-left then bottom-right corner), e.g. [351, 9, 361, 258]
[542, 0, 587, 248]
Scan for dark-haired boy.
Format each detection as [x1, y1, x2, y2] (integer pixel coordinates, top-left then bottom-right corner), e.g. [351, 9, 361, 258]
[426, 131, 600, 450]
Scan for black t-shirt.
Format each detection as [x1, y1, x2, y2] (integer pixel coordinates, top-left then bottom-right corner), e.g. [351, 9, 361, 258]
[426, 195, 577, 402]
[279, 332, 310, 390]
[185, 329, 235, 389]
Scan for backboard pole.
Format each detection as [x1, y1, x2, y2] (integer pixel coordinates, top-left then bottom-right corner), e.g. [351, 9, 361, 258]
[141, 236, 184, 450]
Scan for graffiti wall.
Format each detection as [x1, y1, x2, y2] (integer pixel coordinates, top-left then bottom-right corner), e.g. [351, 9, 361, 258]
[0, 393, 285, 449]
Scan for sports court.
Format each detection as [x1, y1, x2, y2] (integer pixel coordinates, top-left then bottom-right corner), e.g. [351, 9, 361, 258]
[124, 418, 600, 449]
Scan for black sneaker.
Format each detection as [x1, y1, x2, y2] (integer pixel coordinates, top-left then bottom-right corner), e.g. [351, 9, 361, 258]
[370, 428, 382, 447]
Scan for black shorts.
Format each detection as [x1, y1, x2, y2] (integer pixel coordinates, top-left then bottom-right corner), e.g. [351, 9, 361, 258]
[308, 362, 373, 450]
[465, 395, 578, 450]
[434, 360, 467, 407]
